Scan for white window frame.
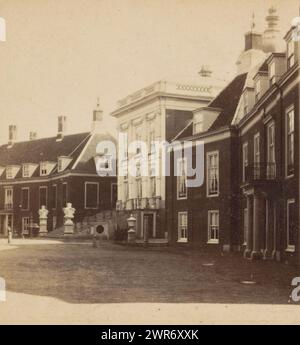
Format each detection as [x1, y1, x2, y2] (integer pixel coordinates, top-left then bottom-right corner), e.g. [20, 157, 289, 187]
[285, 106, 294, 178]
[193, 113, 204, 134]
[21, 187, 30, 211]
[177, 211, 188, 243]
[253, 133, 260, 179]
[6, 166, 13, 179]
[177, 158, 187, 200]
[4, 187, 13, 209]
[22, 164, 30, 178]
[286, 199, 296, 252]
[150, 176, 156, 198]
[267, 121, 276, 178]
[242, 142, 248, 182]
[84, 182, 99, 209]
[206, 151, 219, 197]
[40, 162, 48, 176]
[207, 210, 219, 244]
[39, 186, 48, 208]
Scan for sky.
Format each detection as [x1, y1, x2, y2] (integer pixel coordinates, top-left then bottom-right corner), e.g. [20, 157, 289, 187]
[0, 0, 299, 144]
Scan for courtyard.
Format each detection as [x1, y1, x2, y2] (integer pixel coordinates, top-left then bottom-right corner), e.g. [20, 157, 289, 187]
[0, 238, 298, 305]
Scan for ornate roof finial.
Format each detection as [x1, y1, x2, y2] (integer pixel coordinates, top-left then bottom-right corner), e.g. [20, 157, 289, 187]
[96, 97, 100, 108]
[250, 12, 256, 32]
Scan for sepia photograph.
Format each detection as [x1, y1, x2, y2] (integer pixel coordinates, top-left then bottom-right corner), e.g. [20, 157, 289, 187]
[0, 0, 299, 328]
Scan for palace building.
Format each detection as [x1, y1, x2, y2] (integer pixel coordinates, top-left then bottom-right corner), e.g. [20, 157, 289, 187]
[166, 7, 300, 264]
[111, 71, 226, 240]
[0, 104, 117, 237]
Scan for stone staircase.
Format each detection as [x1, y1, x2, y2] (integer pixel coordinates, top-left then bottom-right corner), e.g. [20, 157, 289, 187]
[47, 210, 117, 239]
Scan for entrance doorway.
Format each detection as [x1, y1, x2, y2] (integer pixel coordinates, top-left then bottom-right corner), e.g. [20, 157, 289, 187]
[142, 213, 156, 240]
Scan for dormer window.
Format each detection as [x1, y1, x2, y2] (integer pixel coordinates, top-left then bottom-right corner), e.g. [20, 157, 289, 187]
[40, 161, 56, 176]
[40, 162, 47, 176]
[6, 165, 20, 179]
[269, 62, 276, 86]
[57, 156, 72, 173]
[255, 80, 261, 102]
[193, 113, 204, 134]
[6, 167, 13, 179]
[22, 164, 30, 178]
[287, 39, 295, 68]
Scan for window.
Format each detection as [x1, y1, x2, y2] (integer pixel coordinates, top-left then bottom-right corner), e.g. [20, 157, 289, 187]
[267, 122, 276, 178]
[193, 113, 204, 134]
[208, 210, 219, 243]
[287, 39, 295, 69]
[135, 126, 142, 154]
[287, 199, 296, 251]
[286, 107, 294, 176]
[150, 177, 156, 197]
[255, 80, 261, 102]
[243, 208, 248, 245]
[207, 152, 219, 196]
[178, 212, 188, 242]
[177, 158, 187, 199]
[149, 122, 156, 153]
[4, 188, 13, 210]
[22, 164, 30, 178]
[6, 167, 13, 179]
[269, 62, 276, 86]
[124, 182, 128, 200]
[254, 133, 260, 178]
[40, 162, 48, 176]
[51, 185, 57, 209]
[39, 187, 47, 208]
[136, 161, 142, 198]
[242, 142, 248, 182]
[21, 188, 29, 210]
[136, 178, 142, 198]
[62, 183, 67, 207]
[22, 217, 30, 236]
[85, 182, 99, 209]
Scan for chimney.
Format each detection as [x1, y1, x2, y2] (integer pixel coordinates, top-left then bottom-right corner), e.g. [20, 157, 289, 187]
[262, 6, 282, 53]
[91, 98, 103, 133]
[8, 125, 17, 147]
[29, 131, 37, 141]
[57, 116, 67, 141]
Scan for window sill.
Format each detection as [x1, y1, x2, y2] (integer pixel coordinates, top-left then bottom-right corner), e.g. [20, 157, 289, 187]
[207, 240, 219, 244]
[177, 239, 188, 243]
[177, 196, 187, 200]
[207, 193, 219, 198]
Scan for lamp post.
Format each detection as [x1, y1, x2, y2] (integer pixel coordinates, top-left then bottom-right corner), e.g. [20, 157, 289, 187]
[127, 214, 136, 244]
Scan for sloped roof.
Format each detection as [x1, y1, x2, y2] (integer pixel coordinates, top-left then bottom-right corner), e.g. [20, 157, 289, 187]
[208, 73, 247, 131]
[0, 132, 91, 166]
